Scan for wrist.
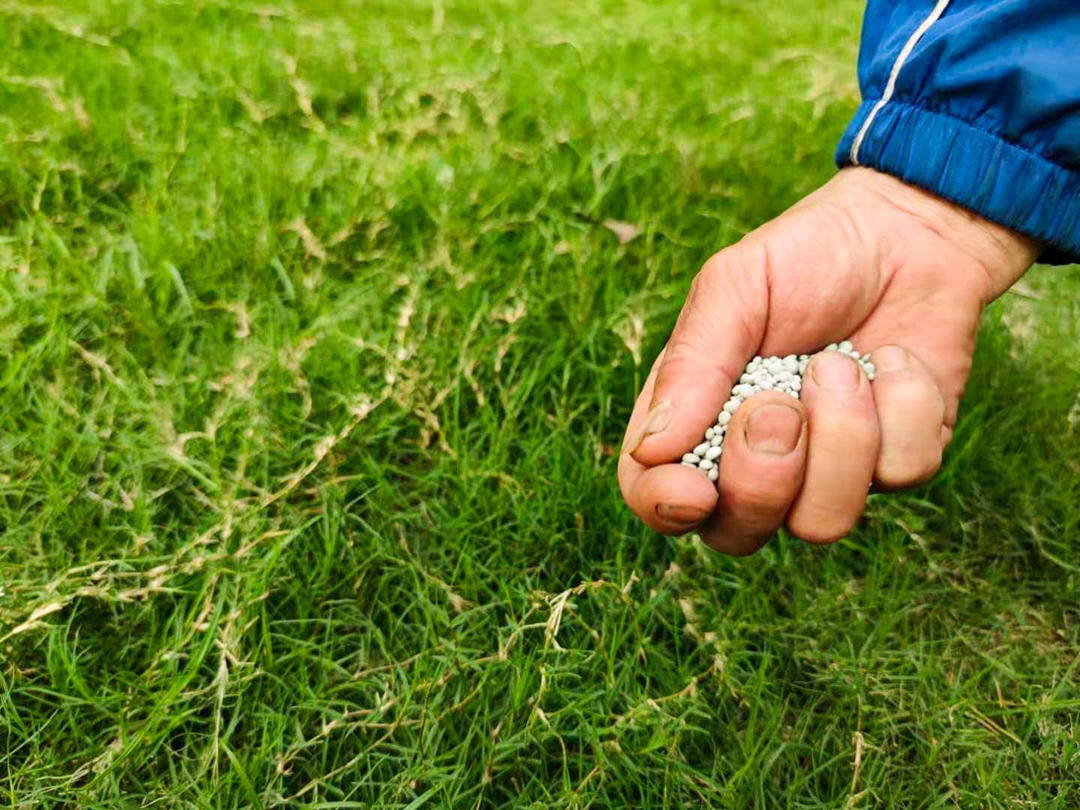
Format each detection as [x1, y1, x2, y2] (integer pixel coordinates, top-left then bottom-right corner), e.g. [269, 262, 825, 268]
[839, 167, 1040, 299]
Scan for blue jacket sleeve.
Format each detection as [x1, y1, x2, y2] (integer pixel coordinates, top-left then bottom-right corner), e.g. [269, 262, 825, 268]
[836, 0, 1080, 264]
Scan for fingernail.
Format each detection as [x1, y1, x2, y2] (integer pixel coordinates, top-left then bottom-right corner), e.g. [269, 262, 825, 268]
[874, 345, 909, 372]
[657, 503, 709, 525]
[811, 351, 860, 390]
[744, 402, 803, 455]
[623, 398, 673, 455]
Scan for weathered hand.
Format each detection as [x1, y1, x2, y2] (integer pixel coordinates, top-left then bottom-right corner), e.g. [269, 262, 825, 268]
[618, 167, 1038, 554]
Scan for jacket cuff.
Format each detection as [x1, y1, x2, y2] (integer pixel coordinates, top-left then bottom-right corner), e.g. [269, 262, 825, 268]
[837, 100, 1080, 265]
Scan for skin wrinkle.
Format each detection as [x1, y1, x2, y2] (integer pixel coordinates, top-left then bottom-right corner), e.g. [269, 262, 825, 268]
[895, 266, 979, 427]
[731, 494, 786, 525]
[830, 199, 892, 310]
[670, 269, 716, 364]
[693, 250, 764, 372]
[847, 230, 902, 342]
[789, 506, 863, 545]
[877, 447, 942, 489]
[679, 272, 710, 335]
[758, 202, 878, 354]
[958, 202, 1025, 276]
[749, 237, 774, 358]
[851, 171, 1036, 302]
[857, 211, 979, 432]
[872, 349, 950, 475]
[830, 190, 981, 432]
[725, 464, 804, 517]
[708, 245, 769, 323]
[754, 233, 835, 355]
[884, 290, 965, 428]
[655, 340, 735, 405]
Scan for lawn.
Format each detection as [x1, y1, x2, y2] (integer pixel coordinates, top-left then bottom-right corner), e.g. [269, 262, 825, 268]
[1, 0, 1079, 806]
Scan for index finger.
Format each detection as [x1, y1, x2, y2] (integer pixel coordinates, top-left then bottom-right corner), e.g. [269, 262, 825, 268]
[619, 348, 719, 534]
[628, 244, 769, 467]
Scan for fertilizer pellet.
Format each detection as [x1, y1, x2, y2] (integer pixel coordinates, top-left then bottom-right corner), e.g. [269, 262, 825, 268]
[681, 344, 876, 484]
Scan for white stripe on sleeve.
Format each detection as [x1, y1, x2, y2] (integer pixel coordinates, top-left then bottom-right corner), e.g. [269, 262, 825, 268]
[850, 0, 952, 165]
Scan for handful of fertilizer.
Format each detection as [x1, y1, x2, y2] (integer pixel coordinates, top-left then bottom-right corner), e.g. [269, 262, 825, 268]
[681, 341, 876, 482]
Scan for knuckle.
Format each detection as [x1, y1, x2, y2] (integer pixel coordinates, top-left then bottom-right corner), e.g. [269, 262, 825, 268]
[815, 416, 879, 459]
[702, 534, 768, 557]
[875, 448, 942, 490]
[877, 371, 946, 415]
[680, 274, 719, 338]
[661, 337, 700, 366]
[679, 245, 765, 358]
[647, 346, 668, 376]
[786, 514, 853, 545]
[942, 395, 961, 429]
[655, 337, 705, 382]
[725, 482, 790, 518]
[616, 454, 637, 500]
[698, 241, 767, 288]
[870, 344, 911, 372]
[698, 250, 731, 283]
[718, 484, 791, 539]
[786, 498, 862, 544]
[686, 262, 720, 312]
[847, 414, 880, 444]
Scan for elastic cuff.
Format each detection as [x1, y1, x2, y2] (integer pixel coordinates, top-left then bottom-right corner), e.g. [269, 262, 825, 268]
[836, 100, 1080, 265]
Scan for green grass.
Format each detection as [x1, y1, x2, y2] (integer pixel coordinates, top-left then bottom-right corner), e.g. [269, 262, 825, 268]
[1, 0, 1078, 806]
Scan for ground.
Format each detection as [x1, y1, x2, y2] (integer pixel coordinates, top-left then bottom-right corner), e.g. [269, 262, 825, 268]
[1, 0, 1079, 807]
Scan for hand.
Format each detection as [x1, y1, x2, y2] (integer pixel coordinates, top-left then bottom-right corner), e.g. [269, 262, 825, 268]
[618, 167, 1038, 555]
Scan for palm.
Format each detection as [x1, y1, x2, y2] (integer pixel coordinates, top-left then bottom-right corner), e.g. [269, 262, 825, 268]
[752, 189, 992, 435]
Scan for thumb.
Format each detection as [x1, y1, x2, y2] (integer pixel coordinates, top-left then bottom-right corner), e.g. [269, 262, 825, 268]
[627, 242, 769, 467]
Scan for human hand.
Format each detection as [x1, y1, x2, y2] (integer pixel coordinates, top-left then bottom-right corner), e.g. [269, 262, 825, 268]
[618, 167, 1038, 554]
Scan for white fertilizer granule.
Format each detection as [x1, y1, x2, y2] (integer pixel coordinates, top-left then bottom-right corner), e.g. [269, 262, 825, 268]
[681, 342, 876, 483]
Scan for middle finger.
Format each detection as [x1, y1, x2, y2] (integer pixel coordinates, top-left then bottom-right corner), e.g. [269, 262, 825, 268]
[786, 350, 880, 544]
